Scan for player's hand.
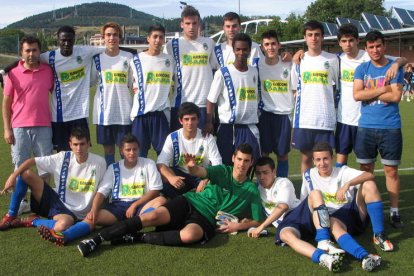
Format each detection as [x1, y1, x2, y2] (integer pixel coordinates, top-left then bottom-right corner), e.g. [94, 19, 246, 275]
[202, 122, 214, 137]
[183, 153, 196, 168]
[281, 51, 292, 62]
[1, 174, 17, 195]
[335, 183, 349, 202]
[4, 129, 14, 145]
[217, 221, 239, 234]
[292, 49, 305, 65]
[169, 175, 186, 189]
[247, 227, 263, 238]
[126, 205, 138, 218]
[385, 62, 399, 82]
[196, 179, 209, 192]
[86, 209, 99, 223]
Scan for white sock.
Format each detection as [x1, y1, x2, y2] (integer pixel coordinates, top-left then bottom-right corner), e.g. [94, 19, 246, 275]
[390, 207, 399, 216]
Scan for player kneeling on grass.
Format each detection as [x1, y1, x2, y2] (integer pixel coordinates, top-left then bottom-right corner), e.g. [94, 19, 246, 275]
[77, 143, 264, 257]
[278, 142, 393, 272]
[0, 128, 106, 234]
[37, 134, 163, 246]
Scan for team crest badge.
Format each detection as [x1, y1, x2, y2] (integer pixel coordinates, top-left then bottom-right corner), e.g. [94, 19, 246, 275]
[324, 61, 330, 69]
[203, 43, 208, 50]
[123, 61, 128, 69]
[253, 75, 256, 83]
[77, 56, 83, 64]
[282, 69, 289, 79]
[165, 59, 171, 67]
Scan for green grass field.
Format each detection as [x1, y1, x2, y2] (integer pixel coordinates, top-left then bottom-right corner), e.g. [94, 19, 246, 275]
[0, 86, 413, 275]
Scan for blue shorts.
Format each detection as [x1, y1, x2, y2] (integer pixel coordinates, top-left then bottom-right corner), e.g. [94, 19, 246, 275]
[131, 111, 169, 157]
[11, 127, 52, 171]
[52, 118, 89, 151]
[292, 128, 335, 152]
[217, 124, 261, 165]
[330, 190, 369, 235]
[170, 107, 206, 132]
[275, 197, 315, 245]
[258, 112, 291, 156]
[96, 124, 131, 146]
[103, 200, 145, 221]
[355, 127, 402, 166]
[30, 182, 77, 220]
[162, 168, 200, 199]
[335, 123, 358, 155]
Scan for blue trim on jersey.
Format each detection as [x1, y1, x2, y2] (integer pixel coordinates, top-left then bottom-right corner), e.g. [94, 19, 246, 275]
[132, 54, 145, 116]
[171, 131, 180, 168]
[304, 169, 313, 191]
[93, 54, 105, 125]
[111, 162, 121, 200]
[220, 67, 237, 124]
[335, 53, 342, 108]
[252, 57, 264, 111]
[214, 45, 225, 68]
[58, 151, 71, 202]
[293, 64, 302, 128]
[171, 38, 183, 108]
[49, 51, 64, 123]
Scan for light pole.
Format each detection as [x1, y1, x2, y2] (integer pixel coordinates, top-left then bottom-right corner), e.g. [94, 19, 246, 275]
[238, 0, 240, 15]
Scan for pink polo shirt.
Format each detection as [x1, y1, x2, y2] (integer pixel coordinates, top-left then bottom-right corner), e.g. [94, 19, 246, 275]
[4, 60, 53, 128]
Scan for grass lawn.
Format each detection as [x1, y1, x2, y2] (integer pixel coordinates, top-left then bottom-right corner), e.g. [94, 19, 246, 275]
[0, 88, 413, 275]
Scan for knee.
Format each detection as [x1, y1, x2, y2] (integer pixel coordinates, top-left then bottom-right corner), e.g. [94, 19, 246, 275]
[54, 220, 73, 232]
[360, 164, 374, 173]
[180, 229, 203, 244]
[384, 167, 399, 180]
[280, 228, 297, 244]
[361, 180, 380, 196]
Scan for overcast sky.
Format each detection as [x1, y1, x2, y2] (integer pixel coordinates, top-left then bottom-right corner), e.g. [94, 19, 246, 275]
[1, 0, 413, 28]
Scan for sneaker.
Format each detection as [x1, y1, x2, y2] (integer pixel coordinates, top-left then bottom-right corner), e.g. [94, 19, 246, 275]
[78, 239, 99, 257]
[319, 254, 342, 272]
[0, 214, 16, 231]
[10, 215, 39, 228]
[17, 199, 31, 216]
[373, 233, 394, 252]
[318, 240, 345, 256]
[362, 254, 381, 271]
[37, 225, 66, 246]
[110, 233, 144, 245]
[390, 212, 404, 229]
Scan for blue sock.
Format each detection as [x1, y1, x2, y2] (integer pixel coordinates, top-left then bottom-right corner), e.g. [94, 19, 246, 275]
[315, 228, 330, 242]
[62, 221, 91, 242]
[337, 233, 368, 260]
[335, 162, 346, 168]
[105, 154, 115, 167]
[8, 176, 28, 217]
[276, 160, 289, 177]
[32, 219, 56, 229]
[311, 248, 325, 263]
[366, 201, 384, 235]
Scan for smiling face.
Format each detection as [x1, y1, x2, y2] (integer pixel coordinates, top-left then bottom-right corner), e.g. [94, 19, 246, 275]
[232, 151, 253, 179]
[313, 150, 333, 177]
[365, 39, 386, 63]
[179, 113, 199, 134]
[147, 30, 165, 53]
[261, 37, 280, 59]
[223, 19, 241, 42]
[104, 27, 120, 51]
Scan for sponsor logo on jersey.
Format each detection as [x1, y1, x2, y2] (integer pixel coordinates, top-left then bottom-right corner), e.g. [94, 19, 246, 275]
[302, 71, 329, 85]
[263, 201, 276, 209]
[121, 182, 145, 197]
[146, 71, 172, 85]
[178, 154, 204, 166]
[68, 177, 95, 192]
[263, 80, 288, 93]
[60, 66, 86, 83]
[322, 192, 347, 205]
[238, 87, 257, 101]
[182, 53, 208, 66]
[341, 69, 354, 83]
[104, 70, 128, 84]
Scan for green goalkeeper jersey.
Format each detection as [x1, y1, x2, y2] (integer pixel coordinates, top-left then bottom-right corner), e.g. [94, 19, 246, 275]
[184, 165, 264, 226]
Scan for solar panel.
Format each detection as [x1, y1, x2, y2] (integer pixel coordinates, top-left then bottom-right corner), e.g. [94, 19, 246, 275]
[336, 17, 369, 33]
[322, 22, 338, 36]
[392, 7, 414, 26]
[336, 17, 350, 26]
[389, 18, 402, 29]
[362, 12, 382, 30]
[376, 15, 392, 30]
[360, 22, 370, 32]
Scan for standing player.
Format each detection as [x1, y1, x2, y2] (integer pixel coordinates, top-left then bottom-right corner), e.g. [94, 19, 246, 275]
[291, 21, 339, 173]
[353, 31, 404, 228]
[130, 25, 174, 158]
[164, 5, 217, 131]
[335, 24, 406, 168]
[40, 26, 103, 152]
[0, 128, 106, 233]
[157, 102, 222, 198]
[36, 134, 163, 246]
[214, 12, 263, 67]
[77, 143, 264, 257]
[92, 22, 133, 167]
[205, 33, 261, 165]
[256, 30, 293, 177]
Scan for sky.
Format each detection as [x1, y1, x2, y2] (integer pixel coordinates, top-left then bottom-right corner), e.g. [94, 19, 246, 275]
[1, 0, 414, 29]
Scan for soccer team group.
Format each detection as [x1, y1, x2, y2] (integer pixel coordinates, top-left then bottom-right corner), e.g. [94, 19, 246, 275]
[0, 5, 407, 272]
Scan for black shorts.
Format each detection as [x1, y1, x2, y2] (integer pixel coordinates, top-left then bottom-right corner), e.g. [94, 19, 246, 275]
[157, 196, 215, 243]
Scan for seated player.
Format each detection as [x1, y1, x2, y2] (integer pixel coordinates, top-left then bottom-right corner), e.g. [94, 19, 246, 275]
[0, 128, 106, 233]
[77, 143, 264, 257]
[247, 156, 300, 238]
[157, 102, 222, 198]
[37, 134, 163, 246]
